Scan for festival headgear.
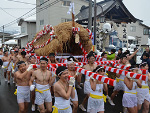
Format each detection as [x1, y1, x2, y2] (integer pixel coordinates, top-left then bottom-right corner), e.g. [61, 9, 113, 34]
[87, 53, 95, 59]
[56, 66, 68, 76]
[67, 56, 75, 64]
[95, 66, 105, 73]
[40, 57, 48, 63]
[17, 61, 26, 68]
[139, 62, 147, 68]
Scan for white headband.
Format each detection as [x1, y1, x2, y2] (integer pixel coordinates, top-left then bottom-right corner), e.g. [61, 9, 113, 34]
[40, 60, 48, 63]
[67, 60, 74, 64]
[58, 69, 68, 76]
[95, 67, 104, 72]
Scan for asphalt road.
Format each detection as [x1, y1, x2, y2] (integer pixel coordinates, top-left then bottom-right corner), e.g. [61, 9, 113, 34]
[0, 68, 145, 113]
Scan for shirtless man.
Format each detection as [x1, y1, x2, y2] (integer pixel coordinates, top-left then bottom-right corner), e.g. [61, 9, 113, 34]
[110, 54, 128, 105]
[79, 53, 97, 111]
[67, 58, 79, 113]
[48, 53, 58, 64]
[14, 61, 33, 113]
[0, 48, 3, 59]
[6, 49, 15, 84]
[1, 50, 10, 83]
[29, 57, 56, 113]
[53, 66, 75, 113]
[28, 55, 37, 111]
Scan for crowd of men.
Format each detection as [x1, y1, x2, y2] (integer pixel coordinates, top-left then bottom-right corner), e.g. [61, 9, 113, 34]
[1, 45, 150, 113]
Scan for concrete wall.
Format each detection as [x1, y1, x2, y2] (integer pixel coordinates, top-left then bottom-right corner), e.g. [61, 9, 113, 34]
[36, 0, 88, 32]
[27, 22, 36, 42]
[20, 21, 36, 47]
[21, 36, 28, 48]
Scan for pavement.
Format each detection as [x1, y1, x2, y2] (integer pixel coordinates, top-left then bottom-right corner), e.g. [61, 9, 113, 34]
[0, 68, 145, 113]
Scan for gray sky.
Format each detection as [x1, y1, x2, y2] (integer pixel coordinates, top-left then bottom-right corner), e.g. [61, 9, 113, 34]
[0, 0, 150, 32]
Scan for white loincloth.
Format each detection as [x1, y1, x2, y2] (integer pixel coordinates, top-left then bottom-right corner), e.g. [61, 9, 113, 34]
[53, 97, 72, 113]
[122, 93, 137, 108]
[84, 80, 92, 94]
[35, 83, 52, 105]
[87, 97, 104, 113]
[137, 88, 150, 105]
[3, 62, 9, 72]
[113, 80, 125, 91]
[71, 88, 78, 101]
[17, 86, 30, 103]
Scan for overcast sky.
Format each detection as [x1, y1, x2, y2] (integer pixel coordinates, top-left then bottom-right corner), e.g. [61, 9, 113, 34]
[0, 0, 150, 32]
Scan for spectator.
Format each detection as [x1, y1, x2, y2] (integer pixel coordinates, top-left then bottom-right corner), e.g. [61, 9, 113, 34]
[116, 48, 123, 60]
[101, 52, 107, 61]
[48, 53, 59, 63]
[107, 49, 116, 60]
[141, 46, 150, 60]
[142, 53, 150, 72]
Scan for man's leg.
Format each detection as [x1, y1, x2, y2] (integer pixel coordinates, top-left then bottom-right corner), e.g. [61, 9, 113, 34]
[72, 101, 78, 113]
[45, 102, 52, 113]
[142, 99, 149, 113]
[79, 94, 89, 111]
[18, 103, 25, 113]
[31, 91, 35, 111]
[7, 71, 10, 84]
[24, 102, 29, 113]
[38, 104, 46, 113]
[111, 90, 119, 100]
[137, 104, 142, 111]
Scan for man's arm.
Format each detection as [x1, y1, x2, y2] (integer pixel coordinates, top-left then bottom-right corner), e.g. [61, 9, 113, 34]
[70, 87, 75, 99]
[15, 70, 29, 80]
[124, 77, 133, 90]
[29, 71, 36, 86]
[128, 49, 139, 60]
[49, 72, 56, 86]
[54, 83, 73, 100]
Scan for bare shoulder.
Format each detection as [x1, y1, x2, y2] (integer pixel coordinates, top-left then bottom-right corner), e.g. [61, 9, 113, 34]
[54, 82, 60, 89]
[32, 69, 39, 75]
[15, 71, 20, 78]
[47, 70, 52, 75]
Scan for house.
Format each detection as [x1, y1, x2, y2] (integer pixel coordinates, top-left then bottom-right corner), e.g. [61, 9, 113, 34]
[75, 0, 138, 50]
[36, 0, 89, 32]
[15, 17, 36, 48]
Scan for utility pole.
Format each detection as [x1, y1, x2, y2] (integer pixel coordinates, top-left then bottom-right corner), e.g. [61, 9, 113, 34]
[88, 0, 92, 30]
[2, 25, 4, 44]
[94, 0, 97, 47]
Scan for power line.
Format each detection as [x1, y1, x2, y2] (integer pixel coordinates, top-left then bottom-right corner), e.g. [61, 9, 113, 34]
[0, 7, 16, 18]
[0, 0, 61, 30]
[7, 0, 36, 5]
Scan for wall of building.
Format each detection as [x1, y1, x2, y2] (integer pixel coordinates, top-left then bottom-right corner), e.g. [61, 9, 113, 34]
[36, 0, 89, 32]
[21, 36, 28, 48]
[27, 22, 36, 42]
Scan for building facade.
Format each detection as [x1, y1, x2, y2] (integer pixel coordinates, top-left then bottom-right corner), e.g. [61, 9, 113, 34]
[17, 17, 36, 48]
[36, 0, 89, 32]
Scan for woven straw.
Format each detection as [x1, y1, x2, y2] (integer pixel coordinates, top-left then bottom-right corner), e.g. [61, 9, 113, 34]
[30, 21, 92, 56]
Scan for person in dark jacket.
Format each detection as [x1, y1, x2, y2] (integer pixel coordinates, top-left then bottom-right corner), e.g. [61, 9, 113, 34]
[142, 53, 150, 72]
[116, 48, 123, 60]
[141, 46, 150, 60]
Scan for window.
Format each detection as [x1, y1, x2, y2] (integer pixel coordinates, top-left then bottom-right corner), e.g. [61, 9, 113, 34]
[130, 26, 136, 32]
[21, 27, 25, 33]
[143, 28, 149, 35]
[62, 1, 71, 6]
[40, 0, 44, 6]
[40, 20, 44, 25]
[61, 18, 71, 23]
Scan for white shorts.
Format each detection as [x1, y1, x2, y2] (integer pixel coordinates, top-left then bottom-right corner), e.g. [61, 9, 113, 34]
[87, 97, 104, 113]
[71, 89, 78, 101]
[137, 88, 150, 105]
[84, 80, 92, 94]
[35, 84, 52, 105]
[17, 86, 30, 103]
[113, 81, 125, 91]
[122, 93, 137, 108]
[7, 63, 12, 72]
